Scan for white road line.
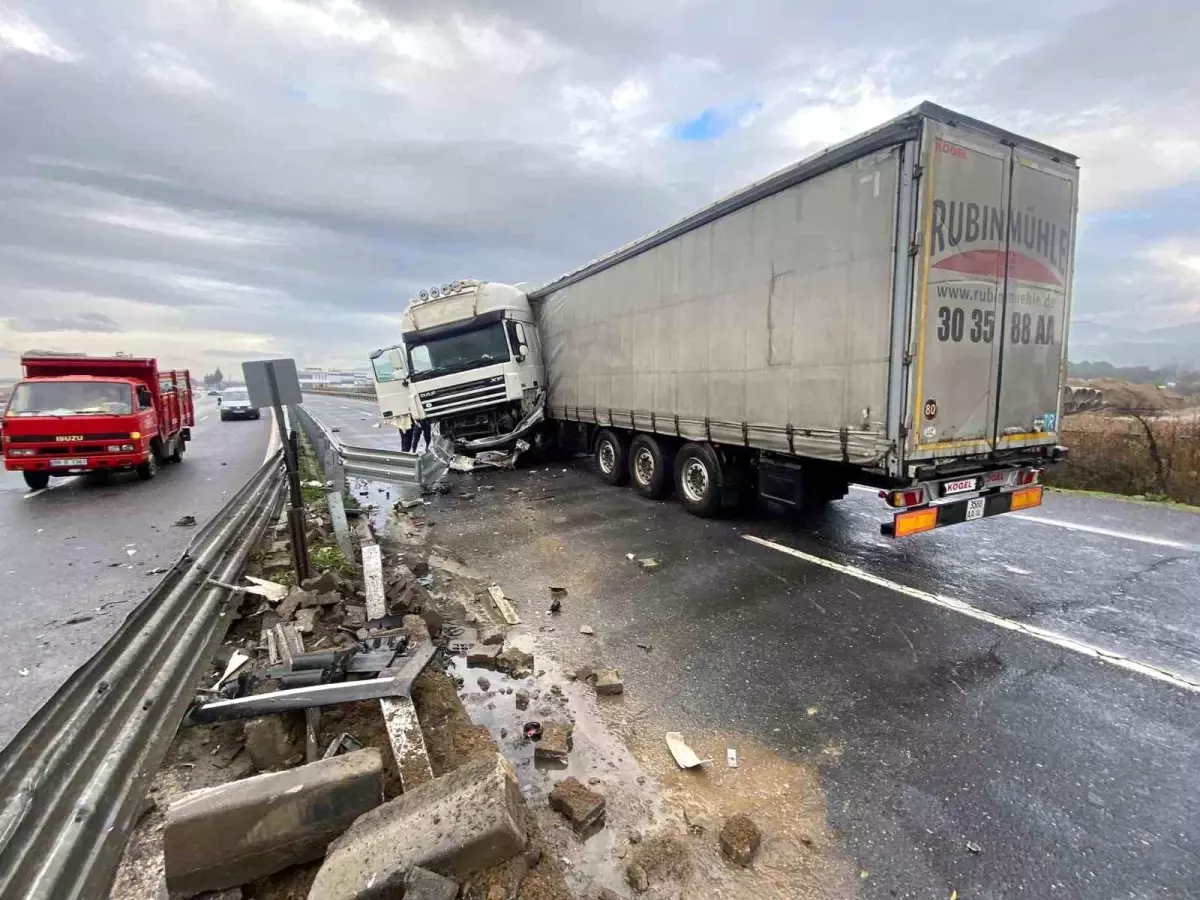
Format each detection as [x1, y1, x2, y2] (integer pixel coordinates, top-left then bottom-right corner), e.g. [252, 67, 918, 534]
[198, 415, 209, 423]
[743, 534, 1200, 695]
[1007, 514, 1200, 552]
[849, 484, 1196, 551]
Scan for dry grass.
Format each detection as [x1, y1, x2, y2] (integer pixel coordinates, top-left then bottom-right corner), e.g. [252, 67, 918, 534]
[1048, 411, 1200, 505]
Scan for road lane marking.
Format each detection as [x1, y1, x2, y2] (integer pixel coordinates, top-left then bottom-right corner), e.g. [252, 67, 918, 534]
[743, 534, 1200, 695]
[848, 485, 1197, 551]
[1006, 514, 1200, 552]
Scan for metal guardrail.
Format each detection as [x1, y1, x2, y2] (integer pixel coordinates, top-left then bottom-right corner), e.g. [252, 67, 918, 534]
[292, 404, 425, 486]
[0, 452, 286, 900]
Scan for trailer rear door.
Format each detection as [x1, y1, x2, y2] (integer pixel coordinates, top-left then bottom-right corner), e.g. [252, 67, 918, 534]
[908, 120, 1076, 459]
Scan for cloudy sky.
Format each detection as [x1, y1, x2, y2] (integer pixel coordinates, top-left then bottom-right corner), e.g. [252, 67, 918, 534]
[1, 0, 1197, 377]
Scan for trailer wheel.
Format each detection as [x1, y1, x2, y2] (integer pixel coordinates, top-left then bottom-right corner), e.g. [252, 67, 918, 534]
[22, 471, 49, 491]
[594, 428, 629, 486]
[674, 442, 723, 517]
[629, 434, 672, 500]
[136, 453, 158, 481]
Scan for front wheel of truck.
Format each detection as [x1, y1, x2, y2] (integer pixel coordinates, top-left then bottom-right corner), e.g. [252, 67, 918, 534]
[136, 454, 158, 481]
[594, 428, 629, 486]
[22, 471, 50, 491]
[674, 442, 724, 517]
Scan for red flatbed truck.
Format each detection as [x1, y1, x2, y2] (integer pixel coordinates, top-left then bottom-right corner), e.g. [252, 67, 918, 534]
[1, 353, 195, 490]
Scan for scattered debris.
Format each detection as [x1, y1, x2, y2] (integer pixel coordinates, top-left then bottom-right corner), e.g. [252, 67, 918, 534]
[665, 732, 703, 769]
[466, 644, 502, 669]
[241, 576, 289, 604]
[173, 515, 197, 527]
[277, 587, 311, 620]
[244, 714, 305, 772]
[636, 643, 653, 652]
[404, 866, 460, 900]
[549, 597, 562, 614]
[487, 584, 521, 625]
[400, 498, 425, 510]
[719, 815, 763, 867]
[636, 557, 660, 571]
[146, 566, 169, 576]
[308, 753, 527, 892]
[523, 722, 543, 742]
[302, 570, 340, 594]
[208, 651, 250, 693]
[579, 625, 595, 636]
[61, 614, 94, 626]
[514, 690, 530, 711]
[534, 722, 572, 763]
[163, 749, 384, 897]
[496, 646, 535, 679]
[294, 607, 320, 634]
[477, 676, 491, 691]
[548, 777, 606, 832]
[726, 747, 739, 768]
[593, 668, 624, 696]
[323, 732, 365, 759]
[626, 863, 649, 893]
[966, 840, 983, 854]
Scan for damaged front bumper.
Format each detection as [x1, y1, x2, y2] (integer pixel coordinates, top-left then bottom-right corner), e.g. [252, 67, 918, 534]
[456, 392, 545, 453]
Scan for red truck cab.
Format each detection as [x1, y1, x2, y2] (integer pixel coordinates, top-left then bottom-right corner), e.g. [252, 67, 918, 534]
[1, 353, 195, 490]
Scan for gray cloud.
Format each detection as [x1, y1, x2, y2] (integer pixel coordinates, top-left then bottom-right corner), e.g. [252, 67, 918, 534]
[0, 0, 1197, 377]
[5, 311, 123, 333]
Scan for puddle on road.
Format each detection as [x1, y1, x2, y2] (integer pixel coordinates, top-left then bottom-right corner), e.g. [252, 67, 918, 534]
[451, 629, 859, 900]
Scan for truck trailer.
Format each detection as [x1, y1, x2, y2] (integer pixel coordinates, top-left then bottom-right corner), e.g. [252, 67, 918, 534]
[385, 102, 1078, 537]
[2, 353, 195, 489]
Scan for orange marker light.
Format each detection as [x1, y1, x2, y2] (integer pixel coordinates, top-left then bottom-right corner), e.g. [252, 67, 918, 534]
[892, 507, 938, 537]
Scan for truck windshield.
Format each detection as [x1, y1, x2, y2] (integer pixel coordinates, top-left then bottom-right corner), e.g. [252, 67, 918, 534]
[7, 381, 134, 416]
[408, 323, 511, 380]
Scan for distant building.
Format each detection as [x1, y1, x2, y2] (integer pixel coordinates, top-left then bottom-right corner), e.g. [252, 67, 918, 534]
[298, 367, 371, 388]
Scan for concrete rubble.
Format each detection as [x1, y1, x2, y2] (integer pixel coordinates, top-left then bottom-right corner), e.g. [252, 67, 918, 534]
[162, 749, 384, 896]
[244, 714, 304, 772]
[593, 668, 624, 695]
[534, 722, 573, 764]
[548, 777, 606, 832]
[308, 752, 527, 898]
[719, 815, 763, 867]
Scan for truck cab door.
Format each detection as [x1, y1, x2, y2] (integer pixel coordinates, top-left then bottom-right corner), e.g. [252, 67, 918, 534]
[371, 345, 412, 423]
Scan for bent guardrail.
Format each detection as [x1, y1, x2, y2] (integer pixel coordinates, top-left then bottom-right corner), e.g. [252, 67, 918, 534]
[291, 404, 427, 486]
[0, 451, 286, 900]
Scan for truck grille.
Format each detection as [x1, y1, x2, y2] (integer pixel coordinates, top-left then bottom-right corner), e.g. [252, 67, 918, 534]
[419, 376, 508, 416]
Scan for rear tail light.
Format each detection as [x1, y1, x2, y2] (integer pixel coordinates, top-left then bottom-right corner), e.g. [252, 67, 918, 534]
[1010, 486, 1043, 510]
[892, 507, 938, 537]
[885, 487, 927, 509]
[1017, 468, 1041, 485]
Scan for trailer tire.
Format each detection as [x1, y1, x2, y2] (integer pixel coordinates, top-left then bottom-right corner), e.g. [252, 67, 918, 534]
[22, 471, 50, 491]
[136, 453, 158, 481]
[629, 434, 672, 500]
[674, 442, 723, 517]
[594, 428, 629, 486]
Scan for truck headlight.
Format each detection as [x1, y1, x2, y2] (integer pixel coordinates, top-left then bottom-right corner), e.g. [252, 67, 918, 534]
[9, 449, 34, 457]
[107, 444, 135, 452]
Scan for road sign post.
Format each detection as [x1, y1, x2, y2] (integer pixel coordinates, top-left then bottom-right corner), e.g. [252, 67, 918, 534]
[243, 359, 310, 584]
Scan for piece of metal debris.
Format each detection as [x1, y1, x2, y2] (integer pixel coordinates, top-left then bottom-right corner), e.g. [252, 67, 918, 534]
[322, 732, 364, 759]
[173, 515, 197, 527]
[241, 576, 289, 603]
[666, 732, 703, 769]
[637, 557, 660, 571]
[209, 651, 251, 693]
[726, 748, 739, 768]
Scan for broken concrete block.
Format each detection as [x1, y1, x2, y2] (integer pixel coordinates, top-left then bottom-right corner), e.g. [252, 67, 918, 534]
[496, 646, 535, 678]
[593, 668, 624, 696]
[719, 815, 762, 867]
[405, 866, 459, 900]
[549, 777, 606, 832]
[277, 588, 311, 621]
[514, 689, 530, 711]
[343, 605, 366, 628]
[301, 570, 340, 593]
[294, 607, 319, 635]
[534, 722, 572, 763]
[302, 590, 344, 608]
[163, 749, 383, 897]
[244, 714, 304, 772]
[480, 629, 505, 646]
[420, 605, 444, 637]
[308, 753, 526, 898]
[466, 643, 502, 668]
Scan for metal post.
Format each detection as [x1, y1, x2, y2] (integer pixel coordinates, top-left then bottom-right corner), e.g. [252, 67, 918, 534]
[266, 364, 310, 584]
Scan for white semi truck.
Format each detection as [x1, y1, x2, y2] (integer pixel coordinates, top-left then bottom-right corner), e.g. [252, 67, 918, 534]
[371, 279, 545, 450]
[379, 102, 1078, 537]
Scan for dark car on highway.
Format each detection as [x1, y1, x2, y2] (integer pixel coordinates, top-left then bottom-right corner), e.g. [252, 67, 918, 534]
[219, 388, 260, 421]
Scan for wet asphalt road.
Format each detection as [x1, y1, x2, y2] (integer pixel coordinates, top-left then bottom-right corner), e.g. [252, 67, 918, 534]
[0, 396, 273, 748]
[306, 395, 1200, 899]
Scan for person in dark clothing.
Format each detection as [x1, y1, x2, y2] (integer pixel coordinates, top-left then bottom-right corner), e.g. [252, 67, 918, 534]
[414, 418, 432, 451]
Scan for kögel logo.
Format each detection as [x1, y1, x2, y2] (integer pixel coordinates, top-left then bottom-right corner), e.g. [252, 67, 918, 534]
[56, 435, 84, 442]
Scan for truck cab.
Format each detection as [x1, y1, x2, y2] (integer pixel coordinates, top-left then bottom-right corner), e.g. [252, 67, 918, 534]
[2, 353, 194, 490]
[373, 280, 545, 448]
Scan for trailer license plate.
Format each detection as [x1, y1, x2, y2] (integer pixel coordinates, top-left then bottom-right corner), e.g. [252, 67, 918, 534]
[51, 458, 87, 467]
[943, 478, 978, 496]
[965, 497, 986, 520]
